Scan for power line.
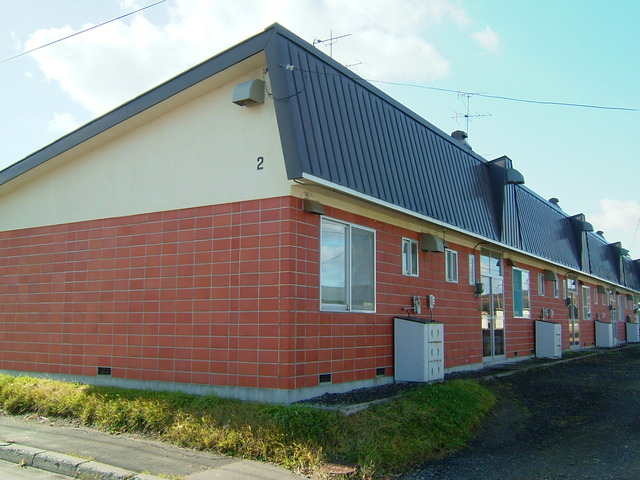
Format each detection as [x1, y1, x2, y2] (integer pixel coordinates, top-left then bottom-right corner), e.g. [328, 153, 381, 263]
[278, 66, 640, 113]
[3, 12, 637, 115]
[368, 79, 640, 112]
[0, 0, 167, 65]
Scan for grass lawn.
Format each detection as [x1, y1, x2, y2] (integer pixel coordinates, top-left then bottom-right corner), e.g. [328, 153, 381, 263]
[0, 374, 495, 479]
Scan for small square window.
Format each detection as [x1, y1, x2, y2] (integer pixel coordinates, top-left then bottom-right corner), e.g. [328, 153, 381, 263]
[445, 249, 458, 283]
[402, 238, 419, 276]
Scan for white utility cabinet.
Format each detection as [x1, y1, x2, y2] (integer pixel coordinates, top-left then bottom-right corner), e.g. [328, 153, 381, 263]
[626, 322, 640, 343]
[535, 320, 562, 358]
[394, 317, 444, 382]
[595, 321, 615, 347]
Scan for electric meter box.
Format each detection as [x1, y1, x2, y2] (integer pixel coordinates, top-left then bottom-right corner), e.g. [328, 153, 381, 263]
[626, 322, 640, 343]
[394, 317, 444, 382]
[595, 320, 615, 347]
[535, 320, 562, 358]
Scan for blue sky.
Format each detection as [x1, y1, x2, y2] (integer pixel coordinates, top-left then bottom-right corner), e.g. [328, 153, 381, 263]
[1, 0, 639, 258]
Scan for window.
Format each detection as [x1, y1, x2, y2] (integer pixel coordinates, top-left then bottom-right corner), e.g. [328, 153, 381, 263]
[320, 218, 375, 311]
[553, 279, 559, 298]
[445, 249, 458, 283]
[513, 268, 530, 318]
[468, 254, 476, 285]
[594, 289, 599, 305]
[480, 248, 502, 276]
[538, 273, 545, 296]
[582, 286, 591, 320]
[401, 238, 418, 276]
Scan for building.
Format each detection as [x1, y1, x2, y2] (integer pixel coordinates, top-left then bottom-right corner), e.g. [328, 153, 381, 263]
[0, 24, 638, 403]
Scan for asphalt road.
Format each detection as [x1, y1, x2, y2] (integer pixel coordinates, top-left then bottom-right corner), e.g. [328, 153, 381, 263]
[401, 345, 640, 480]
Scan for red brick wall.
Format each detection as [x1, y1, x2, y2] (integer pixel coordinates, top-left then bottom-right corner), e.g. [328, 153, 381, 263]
[0, 197, 305, 390]
[1, 195, 628, 397]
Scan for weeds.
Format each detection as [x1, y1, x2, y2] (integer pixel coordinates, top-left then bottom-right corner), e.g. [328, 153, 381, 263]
[0, 375, 495, 479]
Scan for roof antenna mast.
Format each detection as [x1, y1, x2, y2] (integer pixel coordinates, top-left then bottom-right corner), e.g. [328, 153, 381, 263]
[313, 30, 351, 58]
[452, 92, 492, 136]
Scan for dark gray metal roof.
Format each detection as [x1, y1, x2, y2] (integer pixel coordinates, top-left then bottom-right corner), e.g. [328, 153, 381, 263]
[270, 29, 498, 240]
[586, 234, 620, 284]
[510, 187, 580, 269]
[622, 257, 640, 291]
[1, 23, 638, 293]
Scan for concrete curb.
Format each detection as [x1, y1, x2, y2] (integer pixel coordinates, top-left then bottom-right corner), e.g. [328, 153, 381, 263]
[0, 441, 164, 480]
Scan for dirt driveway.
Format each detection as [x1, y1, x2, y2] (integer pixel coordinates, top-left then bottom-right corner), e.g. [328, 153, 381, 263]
[401, 345, 640, 480]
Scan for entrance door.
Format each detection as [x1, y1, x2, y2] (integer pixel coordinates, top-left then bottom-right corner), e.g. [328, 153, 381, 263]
[614, 293, 624, 345]
[481, 275, 505, 359]
[567, 278, 580, 348]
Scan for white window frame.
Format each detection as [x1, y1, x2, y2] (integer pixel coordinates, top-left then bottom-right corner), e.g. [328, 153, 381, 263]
[320, 217, 376, 312]
[553, 279, 559, 298]
[513, 267, 531, 318]
[468, 254, 476, 285]
[582, 285, 591, 320]
[401, 238, 419, 277]
[445, 249, 459, 283]
[538, 273, 545, 297]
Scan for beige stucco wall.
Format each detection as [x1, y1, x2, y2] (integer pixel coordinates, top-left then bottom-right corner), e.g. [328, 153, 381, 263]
[0, 63, 290, 231]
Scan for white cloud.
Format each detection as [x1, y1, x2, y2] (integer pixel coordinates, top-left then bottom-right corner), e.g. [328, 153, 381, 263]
[590, 199, 640, 231]
[48, 112, 81, 136]
[117, 0, 144, 9]
[23, 0, 472, 117]
[26, 16, 191, 116]
[589, 199, 640, 257]
[472, 25, 500, 52]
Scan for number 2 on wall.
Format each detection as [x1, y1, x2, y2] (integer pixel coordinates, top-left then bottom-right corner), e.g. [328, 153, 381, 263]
[257, 157, 264, 170]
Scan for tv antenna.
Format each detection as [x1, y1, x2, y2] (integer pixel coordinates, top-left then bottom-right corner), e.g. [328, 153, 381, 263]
[313, 31, 351, 58]
[452, 92, 492, 134]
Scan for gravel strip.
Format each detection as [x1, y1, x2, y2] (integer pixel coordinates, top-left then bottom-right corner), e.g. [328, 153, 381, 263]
[400, 345, 640, 480]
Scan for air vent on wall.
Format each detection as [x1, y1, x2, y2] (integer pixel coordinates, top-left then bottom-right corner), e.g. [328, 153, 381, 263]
[420, 233, 444, 252]
[232, 79, 265, 106]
